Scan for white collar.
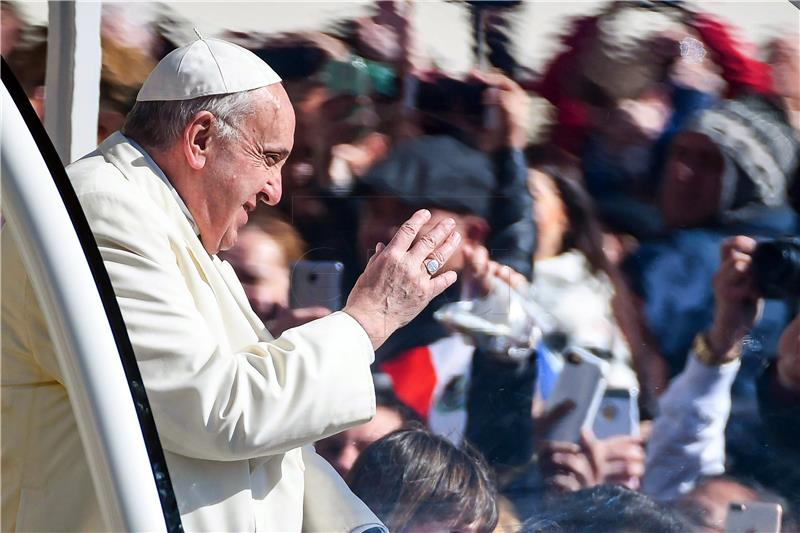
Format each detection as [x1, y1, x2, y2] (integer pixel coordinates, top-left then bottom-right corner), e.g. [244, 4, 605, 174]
[126, 136, 200, 236]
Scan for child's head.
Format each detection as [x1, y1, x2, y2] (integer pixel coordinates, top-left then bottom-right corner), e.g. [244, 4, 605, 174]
[347, 427, 498, 533]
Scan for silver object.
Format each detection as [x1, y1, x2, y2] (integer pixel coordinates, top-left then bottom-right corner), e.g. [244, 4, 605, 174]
[434, 277, 557, 361]
[425, 258, 440, 275]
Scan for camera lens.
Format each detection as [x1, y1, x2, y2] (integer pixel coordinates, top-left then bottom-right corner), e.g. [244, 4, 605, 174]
[752, 238, 800, 299]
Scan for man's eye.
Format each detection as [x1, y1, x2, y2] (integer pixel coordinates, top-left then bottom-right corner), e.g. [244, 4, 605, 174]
[263, 154, 280, 166]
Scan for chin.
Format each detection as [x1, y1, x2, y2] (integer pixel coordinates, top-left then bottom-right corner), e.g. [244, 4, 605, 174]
[218, 234, 238, 253]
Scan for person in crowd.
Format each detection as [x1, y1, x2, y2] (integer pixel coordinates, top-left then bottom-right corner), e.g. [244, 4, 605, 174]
[536, 3, 776, 238]
[219, 208, 332, 336]
[316, 373, 421, 478]
[2, 36, 463, 531]
[1, 1, 24, 58]
[4, 25, 155, 142]
[462, 147, 646, 496]
[353, 72, 535, 442]
[642, 237, 757, 501]
[643, 235, 798, 528]
[3, 24, 47, 119]
[358, 133, 495, 439]
[97, 39, 157, 144]
[412, 71, 536, 279]
[621, 94, 799, 393]
[459, 253, 645, 520]
[347, 427, 499, 533]
[521, 485, 688, 533]
[524, 144, 638, 393]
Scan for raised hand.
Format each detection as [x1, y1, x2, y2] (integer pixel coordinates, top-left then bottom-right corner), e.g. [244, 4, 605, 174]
[344, 209, 461, 349]
[707, 236, 762, 362]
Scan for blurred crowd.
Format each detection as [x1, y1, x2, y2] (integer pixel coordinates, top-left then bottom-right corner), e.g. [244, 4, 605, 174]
[4, 0, 799, 531]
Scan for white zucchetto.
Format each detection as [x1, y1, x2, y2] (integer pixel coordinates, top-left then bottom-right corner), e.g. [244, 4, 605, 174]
[136, 37, 282, 102]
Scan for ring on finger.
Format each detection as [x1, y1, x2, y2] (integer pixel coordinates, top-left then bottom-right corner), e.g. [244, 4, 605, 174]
[424, 258, 441, 275]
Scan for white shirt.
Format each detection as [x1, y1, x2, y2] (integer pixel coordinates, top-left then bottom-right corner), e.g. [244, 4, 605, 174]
[642, 352, 741, 501]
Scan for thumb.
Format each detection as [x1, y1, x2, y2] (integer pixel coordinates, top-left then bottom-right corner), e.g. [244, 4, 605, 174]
[580, 428, 603, 479]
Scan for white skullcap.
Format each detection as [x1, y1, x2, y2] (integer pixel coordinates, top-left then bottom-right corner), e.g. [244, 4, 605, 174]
[136, 36, 282, 102]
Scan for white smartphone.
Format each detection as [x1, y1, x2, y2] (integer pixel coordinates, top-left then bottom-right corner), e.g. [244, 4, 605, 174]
[290, 260, 344, 310]
[545, 347, 609, 443]
[593, 388, 640, 439]
[724, 502, 782, 533]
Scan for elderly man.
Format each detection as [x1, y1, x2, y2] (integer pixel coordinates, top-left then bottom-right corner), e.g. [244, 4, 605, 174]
[1, 38, 459, 531]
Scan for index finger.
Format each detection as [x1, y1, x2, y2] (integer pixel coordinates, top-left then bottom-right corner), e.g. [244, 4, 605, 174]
[720, 236, 757, 260]
[385, 209, 432, 253]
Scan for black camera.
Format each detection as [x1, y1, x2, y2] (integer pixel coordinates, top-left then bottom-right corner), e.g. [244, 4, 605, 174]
[752, 237, 800, 299]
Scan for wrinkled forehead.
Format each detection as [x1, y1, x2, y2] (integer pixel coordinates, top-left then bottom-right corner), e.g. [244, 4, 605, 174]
[246, 85, 296, 144]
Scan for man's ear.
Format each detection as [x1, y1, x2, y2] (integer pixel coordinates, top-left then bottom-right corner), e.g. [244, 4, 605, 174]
[183, 111, 215, 170]
[463, 215, 490, 244]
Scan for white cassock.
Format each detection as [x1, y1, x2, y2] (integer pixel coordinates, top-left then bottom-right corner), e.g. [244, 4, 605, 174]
[1, 131, 383, 532]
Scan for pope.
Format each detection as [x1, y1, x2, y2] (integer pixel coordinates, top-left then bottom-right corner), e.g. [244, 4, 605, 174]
[1, 37, 459, 532]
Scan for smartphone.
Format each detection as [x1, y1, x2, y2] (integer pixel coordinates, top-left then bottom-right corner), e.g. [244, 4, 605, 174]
[593, 388, 640, 439]
[724, 502, 782, 533]
[290, 260, 344, 310]
[545, 347, 609, 443]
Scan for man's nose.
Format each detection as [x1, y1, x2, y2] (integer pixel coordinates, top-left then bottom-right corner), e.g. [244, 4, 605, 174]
[260, 178, 282, 206]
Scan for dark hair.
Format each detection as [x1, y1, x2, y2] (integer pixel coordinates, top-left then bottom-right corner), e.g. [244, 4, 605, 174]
[522, 485, 689, 533]
[347, 427, 498, 532]
[525, 144, 609, 274]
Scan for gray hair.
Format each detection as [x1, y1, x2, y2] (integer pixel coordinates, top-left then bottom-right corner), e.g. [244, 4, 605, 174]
[121, 90, 256, 151]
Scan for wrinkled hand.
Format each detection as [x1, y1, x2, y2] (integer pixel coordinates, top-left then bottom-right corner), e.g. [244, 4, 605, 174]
[462, 243, 528, 298]
[707, 236, 762, 361]
[270, 306, 331, 337]
[344, 209, 460, 349]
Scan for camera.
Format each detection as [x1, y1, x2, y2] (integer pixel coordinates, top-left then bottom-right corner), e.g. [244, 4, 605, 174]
[751, 237, 800, 299]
